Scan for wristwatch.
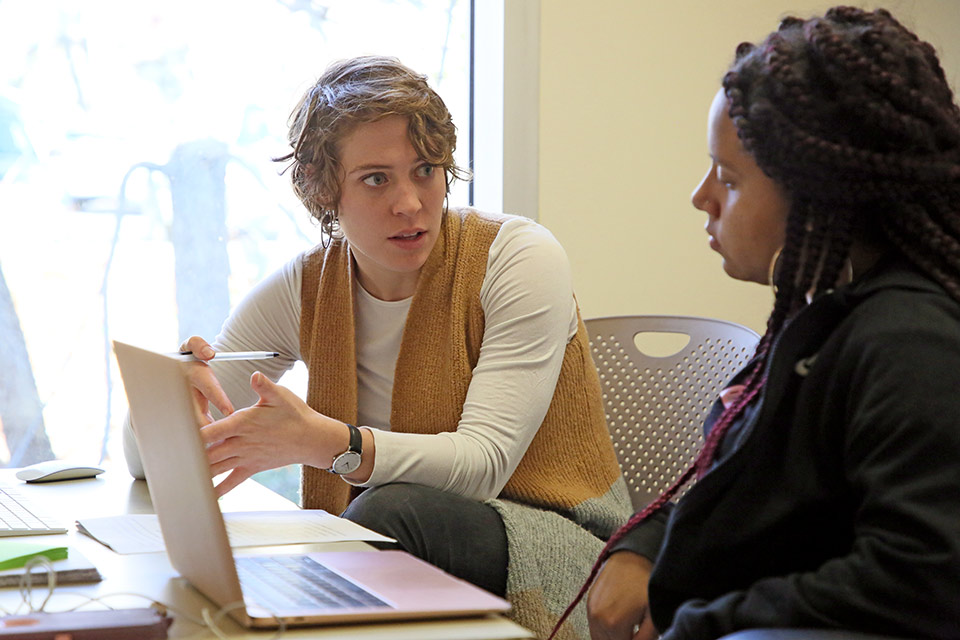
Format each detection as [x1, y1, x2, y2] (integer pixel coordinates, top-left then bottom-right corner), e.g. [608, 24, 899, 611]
[329, 423, 363, 475]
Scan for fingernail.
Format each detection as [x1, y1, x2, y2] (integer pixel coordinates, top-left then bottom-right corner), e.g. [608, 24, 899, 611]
[202, 346, 215, 358]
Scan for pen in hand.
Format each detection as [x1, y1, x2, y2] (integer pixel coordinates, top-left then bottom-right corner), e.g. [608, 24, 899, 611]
[171, 351, 281, 362]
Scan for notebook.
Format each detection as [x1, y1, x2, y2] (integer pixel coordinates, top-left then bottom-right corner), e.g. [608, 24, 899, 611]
[0, 543, 101, 587]
[0, 540, 66, 570]
[112, 340, 510, 629]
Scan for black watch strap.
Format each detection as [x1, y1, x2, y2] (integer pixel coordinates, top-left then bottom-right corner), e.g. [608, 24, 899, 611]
[344, 423, 362, 455]
[329, 423, 363, 475]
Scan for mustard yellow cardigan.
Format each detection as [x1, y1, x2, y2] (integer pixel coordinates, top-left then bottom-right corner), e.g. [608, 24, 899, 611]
[299, 207, 630, 639]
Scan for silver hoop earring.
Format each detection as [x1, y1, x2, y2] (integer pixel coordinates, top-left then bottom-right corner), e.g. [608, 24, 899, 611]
[319, 209, 340, 248]
[320, 209, 340, 234]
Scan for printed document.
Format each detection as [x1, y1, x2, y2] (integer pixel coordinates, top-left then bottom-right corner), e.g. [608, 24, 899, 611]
[77, 510, 394, 554]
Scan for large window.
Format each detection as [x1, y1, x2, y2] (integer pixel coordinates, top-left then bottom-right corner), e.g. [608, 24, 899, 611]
[0, 0, 472, 500]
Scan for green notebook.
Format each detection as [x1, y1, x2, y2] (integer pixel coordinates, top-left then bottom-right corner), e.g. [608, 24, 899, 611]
[0, 541, 68, 571]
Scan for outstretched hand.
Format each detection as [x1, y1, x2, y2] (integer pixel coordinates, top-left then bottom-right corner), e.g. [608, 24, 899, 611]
[588, 551, 657, 640]
[200, 371, 328, 496]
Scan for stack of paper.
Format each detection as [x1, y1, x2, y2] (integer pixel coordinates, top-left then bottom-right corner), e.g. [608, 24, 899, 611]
[0, 541, 101, 586]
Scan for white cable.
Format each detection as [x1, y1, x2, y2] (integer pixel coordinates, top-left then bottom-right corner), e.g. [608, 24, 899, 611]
[202, 600, 286, 640]
[8, 580, 287, 639]
[201, 607, 231, 640]
[17, 555, 57, 613]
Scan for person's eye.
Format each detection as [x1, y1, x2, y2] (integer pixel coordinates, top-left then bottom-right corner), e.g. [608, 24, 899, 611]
[415, 164, 435, 178]
[362, 173, 387, 187]
[716, 169, 736, 189]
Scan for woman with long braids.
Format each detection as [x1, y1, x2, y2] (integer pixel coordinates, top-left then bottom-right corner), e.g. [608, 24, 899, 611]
[567, 7, 960, 640]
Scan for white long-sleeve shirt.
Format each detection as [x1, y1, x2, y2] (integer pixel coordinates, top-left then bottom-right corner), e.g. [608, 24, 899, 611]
[124, 215, 578, 500]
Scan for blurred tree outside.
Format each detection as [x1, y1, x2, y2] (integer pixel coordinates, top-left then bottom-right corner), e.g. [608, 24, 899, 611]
[0, 0, 469, 504]
[0, 264, 55, 466]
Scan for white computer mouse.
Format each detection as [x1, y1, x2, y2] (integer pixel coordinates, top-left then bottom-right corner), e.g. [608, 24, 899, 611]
[15, 459, 106, 483]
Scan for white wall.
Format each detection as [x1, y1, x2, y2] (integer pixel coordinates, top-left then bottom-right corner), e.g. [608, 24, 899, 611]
[536, 1, 960, 333]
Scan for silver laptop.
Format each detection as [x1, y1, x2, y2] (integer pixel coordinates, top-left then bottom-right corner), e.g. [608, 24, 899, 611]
[113, 340, 510, 629]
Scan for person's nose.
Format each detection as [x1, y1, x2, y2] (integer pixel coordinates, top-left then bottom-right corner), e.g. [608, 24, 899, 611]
[691, 170, 717, 217]
[391, 177, 423, 218]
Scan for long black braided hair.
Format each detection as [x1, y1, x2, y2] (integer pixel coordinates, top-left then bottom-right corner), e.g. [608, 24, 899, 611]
[549, 7, 960, 637]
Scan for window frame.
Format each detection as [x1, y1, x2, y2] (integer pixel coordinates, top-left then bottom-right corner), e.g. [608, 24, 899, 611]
[471, 0, 540, 219]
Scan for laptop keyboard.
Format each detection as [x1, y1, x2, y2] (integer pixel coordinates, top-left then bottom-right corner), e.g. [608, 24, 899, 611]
[0, 485, 68, 536]
[236, 555, 389, 612]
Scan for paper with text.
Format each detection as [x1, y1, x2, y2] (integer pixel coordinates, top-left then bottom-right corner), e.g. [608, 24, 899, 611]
[77, 510, 394, 554]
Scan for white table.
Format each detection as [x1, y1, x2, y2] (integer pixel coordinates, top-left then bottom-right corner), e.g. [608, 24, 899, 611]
[0, 468, 533, 639]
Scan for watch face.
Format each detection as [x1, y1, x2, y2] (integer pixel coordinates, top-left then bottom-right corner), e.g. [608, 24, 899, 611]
[331, 451, 362, 475]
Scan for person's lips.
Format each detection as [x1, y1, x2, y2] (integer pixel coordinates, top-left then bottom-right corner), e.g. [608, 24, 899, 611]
[389, 229, 427, 247]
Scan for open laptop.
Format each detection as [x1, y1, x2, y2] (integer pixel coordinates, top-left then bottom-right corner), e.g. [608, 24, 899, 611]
[113, 340, 510, 629]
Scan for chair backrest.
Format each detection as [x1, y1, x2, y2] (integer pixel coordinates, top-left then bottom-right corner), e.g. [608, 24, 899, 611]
[584, 315, 760, 510]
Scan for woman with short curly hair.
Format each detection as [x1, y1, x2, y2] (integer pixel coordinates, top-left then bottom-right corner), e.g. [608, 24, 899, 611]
[125, 55, 630, 639]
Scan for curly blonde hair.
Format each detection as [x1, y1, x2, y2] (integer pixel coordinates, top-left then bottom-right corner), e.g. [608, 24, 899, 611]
[274, 55, 469, 234]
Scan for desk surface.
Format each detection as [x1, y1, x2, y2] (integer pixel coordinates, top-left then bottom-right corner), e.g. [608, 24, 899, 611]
[0, 468, 532, 639]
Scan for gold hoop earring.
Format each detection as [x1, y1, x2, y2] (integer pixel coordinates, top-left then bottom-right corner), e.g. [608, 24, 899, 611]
[840, 257, 854, 287]
[768, 247, 783, 297]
